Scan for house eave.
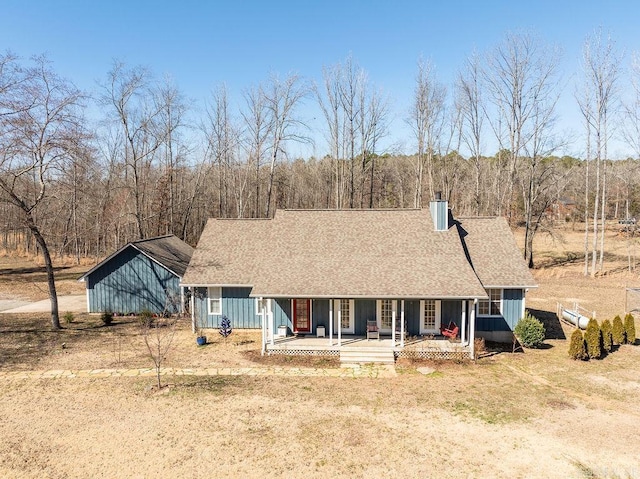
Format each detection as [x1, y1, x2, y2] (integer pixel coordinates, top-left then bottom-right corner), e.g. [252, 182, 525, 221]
[249, 293, 488, 300]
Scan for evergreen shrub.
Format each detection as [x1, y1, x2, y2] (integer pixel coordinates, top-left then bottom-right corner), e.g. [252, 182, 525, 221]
[514, 313, 545, 348]
[600, 319, 613, 353]
[584, 318, 601, 359]
[101, 311, 113, 325]
[623, 313, 636, 345]
[612, 315, 625, 345]
[568, 328, 587, 360]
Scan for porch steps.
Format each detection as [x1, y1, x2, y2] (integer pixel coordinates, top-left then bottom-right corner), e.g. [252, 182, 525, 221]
[339, 347, 395, 365]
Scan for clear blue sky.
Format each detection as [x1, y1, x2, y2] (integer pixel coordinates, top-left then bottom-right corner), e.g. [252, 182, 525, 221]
[1, 0, 639, 158]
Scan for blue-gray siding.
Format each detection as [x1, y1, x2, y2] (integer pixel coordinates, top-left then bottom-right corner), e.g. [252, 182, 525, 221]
[193, 287, 259, 329]
[192, 289, 525, 335]
[475, 289, 524, 332]
[86, 246, 181, 314]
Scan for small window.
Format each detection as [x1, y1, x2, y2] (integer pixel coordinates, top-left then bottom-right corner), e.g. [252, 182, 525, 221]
[478, 288, 501, 316]
[208, 287, 222, 315]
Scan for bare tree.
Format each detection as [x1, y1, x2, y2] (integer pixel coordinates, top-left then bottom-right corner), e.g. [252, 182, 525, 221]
[241, 84, 271, 217]
[203, 84, 239, 218]
[99, 62, 166, 239]
[263, 73, 309, 217]
[315, 63, 343, 208]
[155, 75, 189, 236]
[484, 32, 559, 222]
[407, 58, 446, 207]
[0, 54, 87, 329]
[142, 316, 178, 390]
[577, 30, 621, 275]
[456, 51, 485, 215]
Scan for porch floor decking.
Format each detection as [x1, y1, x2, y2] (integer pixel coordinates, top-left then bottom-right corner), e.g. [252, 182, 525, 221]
[265, 335, 469, 354]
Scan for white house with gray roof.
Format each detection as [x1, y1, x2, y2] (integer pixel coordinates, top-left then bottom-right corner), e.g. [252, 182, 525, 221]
[181, 199, 536, 359]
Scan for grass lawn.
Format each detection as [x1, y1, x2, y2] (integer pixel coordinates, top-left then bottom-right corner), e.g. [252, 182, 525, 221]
[1, 224, 640, 478]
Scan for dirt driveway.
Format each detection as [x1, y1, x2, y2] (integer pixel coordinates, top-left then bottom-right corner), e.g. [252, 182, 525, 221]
[0, 295, 86, 313]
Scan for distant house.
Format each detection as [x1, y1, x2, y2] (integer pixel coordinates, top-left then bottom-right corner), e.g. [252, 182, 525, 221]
[181, 199, 536, 359]
[79, 235, 193, 315]
[546, 197, 577, 221]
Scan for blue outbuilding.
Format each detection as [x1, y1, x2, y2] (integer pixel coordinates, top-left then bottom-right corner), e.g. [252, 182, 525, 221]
[79, 235, 193, 315]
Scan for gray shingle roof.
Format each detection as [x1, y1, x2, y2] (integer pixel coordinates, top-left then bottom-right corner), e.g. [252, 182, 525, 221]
[456, 217, 537, 288]
[80, 235, 194, 280]
[181, 219, 272, 287]
[182, 209, 529, 298]
[132, 235, 194, 277]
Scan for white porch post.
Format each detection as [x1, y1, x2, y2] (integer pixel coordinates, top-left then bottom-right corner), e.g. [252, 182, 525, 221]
[328, 299, 333, 346]
[400, 300, 405, 348]
[461, 300, 467, 344]
[270, 301, 275, 346]
[260, 298, 265, 356]
[85, 284, 91, 314]
[190, 287, 195, 333]
[392, 302, 396, 344]
[180, 286, 185, 314]
[337, 302, 342, 347]
[469, 299, 477, 359]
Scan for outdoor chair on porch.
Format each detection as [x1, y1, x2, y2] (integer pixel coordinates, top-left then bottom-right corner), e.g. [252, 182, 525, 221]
[441, 321, 459, 339]
[366, 320, 379, 340]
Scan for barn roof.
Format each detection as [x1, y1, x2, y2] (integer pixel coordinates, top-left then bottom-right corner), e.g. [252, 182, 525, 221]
[182, 208, 534, 298]
[79, 235, 194, 281]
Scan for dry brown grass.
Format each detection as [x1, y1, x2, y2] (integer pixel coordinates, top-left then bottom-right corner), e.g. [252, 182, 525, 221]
[1, 225, 640, 478]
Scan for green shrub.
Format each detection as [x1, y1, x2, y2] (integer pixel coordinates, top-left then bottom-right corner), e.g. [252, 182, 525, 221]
[600, 319, 613, 353]
[514, 313, 546, 348]
[623, 313, 636, 345]
[612, 315, 625, 345]
[568, 328, 587, 360]
[584, 318, 601, 359]
[101, 311, 113, 325]
[63, 311, 74, 324]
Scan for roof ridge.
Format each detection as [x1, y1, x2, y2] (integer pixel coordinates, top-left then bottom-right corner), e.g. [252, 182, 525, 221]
[132, 234, 175, 244]
[279, 208, 424, 212]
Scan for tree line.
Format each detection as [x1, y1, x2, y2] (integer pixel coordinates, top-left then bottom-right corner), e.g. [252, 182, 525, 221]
[2, 30, 640, 328]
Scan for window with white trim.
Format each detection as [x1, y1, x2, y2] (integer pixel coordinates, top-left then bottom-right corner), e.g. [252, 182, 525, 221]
[478, 288, 501, 316]
[208, 287, 222, 315]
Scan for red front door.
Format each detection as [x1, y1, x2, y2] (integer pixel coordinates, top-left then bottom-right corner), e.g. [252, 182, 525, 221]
[293, 299, 311, 333]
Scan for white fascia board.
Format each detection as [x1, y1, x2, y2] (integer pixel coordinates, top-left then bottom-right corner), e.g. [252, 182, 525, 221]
[180, 283, 253, 288]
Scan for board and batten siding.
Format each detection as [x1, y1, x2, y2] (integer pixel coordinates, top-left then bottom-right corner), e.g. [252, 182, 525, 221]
[475, 288, 524, 332]
[87, 246, 181, 314]
[193, 287, 259, 329]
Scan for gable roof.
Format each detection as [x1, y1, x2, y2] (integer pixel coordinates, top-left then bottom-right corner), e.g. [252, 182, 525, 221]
[182, 209, 521, 299]
[456, 217, 537, 288]
[79, 235, 194, 281]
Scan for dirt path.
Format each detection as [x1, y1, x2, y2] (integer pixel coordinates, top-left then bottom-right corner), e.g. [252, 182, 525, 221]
[0, 294, 86, 313]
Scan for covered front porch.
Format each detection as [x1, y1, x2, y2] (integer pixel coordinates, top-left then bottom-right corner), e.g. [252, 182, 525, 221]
[258, 297, 478, 360]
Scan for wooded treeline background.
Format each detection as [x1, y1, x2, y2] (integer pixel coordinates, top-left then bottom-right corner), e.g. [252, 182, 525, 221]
[2, 30, 640, 278]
